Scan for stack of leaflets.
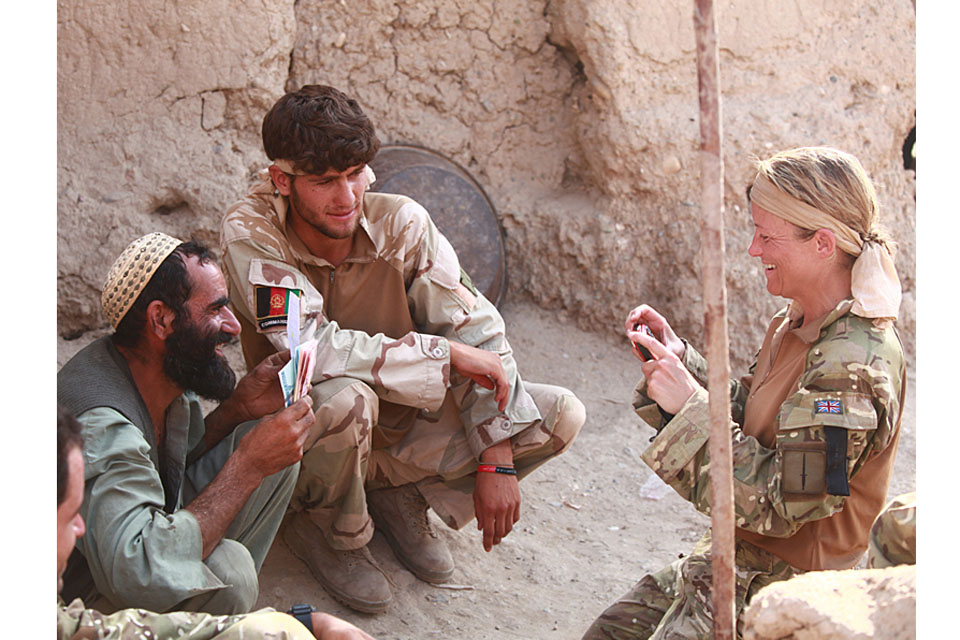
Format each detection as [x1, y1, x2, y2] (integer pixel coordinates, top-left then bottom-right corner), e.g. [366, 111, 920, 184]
[277, 292, 318, 406]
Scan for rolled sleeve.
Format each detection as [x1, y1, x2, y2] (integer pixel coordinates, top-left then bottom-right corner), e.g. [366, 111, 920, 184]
[76, 408, 225, 611]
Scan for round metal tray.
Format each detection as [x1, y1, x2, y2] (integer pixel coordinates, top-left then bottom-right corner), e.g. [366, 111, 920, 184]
[368, 144, 507, 307]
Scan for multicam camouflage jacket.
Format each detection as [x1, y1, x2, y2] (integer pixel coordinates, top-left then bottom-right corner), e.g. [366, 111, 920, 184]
[220, 172, 540, 458]
[58, 598, 310, 639]
[636, 300, 905, 570]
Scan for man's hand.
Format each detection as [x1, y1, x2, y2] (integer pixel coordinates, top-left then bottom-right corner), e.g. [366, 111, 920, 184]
[310, 612, 377, 640]
[631, 332, 701, 415]
[236, 392, 314, 480]
[625, 305, 686, 361]
[188, 391, 314, 559]
[473, 439, 520, 552]
[448, 341, 509, 411]
[230, 350, 292, 422]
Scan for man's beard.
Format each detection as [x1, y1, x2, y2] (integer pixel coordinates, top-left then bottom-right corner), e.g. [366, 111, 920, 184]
[163, 320, 237, 401]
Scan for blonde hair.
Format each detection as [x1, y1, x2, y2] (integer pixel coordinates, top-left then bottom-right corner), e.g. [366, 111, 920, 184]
[754, 147, 894, 256]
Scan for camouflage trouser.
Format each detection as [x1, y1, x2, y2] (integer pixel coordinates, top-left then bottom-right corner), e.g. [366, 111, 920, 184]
[581, 530, 797, 640]
[291, 377, 585, 549]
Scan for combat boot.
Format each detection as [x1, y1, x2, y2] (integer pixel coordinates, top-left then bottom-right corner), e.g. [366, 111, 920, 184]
[367, 483, 455, 584]
[282, 511, 393, 614]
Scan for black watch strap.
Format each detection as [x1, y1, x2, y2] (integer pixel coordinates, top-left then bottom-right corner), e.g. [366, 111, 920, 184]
[287, 603, 314, 633]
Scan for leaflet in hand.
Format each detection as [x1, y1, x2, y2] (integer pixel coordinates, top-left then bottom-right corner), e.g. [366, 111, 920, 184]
[286, 292, 301, 353]
[279, 339, 318, 406]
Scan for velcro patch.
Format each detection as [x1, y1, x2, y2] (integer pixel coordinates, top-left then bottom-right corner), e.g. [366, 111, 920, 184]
[824, 426, 851, 496]
[782, 444, 827, 495]
[814, 398, 844, 415]
[254, 286, 299, 331]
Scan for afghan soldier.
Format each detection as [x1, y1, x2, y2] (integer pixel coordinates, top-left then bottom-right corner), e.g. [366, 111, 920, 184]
[220, 85, 585, 612]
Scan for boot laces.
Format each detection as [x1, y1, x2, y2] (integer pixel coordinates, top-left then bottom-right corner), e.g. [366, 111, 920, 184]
[354, 545, 396, 588]
[402, 487, 437, 538]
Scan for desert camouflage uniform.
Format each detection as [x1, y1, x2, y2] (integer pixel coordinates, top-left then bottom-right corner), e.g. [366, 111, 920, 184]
[220, 172, 584, 549]
[58, 598, 311, 639]
[867, 491, 916, 568]
[583, 301, 905, 639]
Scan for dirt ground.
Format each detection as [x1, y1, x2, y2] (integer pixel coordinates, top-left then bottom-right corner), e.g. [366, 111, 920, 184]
[248, 298, 916, 640]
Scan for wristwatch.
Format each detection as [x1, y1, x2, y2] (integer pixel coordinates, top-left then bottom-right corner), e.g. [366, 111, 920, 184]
[287, 603, 315, 632]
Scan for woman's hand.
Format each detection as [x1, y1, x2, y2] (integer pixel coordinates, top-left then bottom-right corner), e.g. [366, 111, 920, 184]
[624, 305, 685, 361]
[630, 329, 702, 415]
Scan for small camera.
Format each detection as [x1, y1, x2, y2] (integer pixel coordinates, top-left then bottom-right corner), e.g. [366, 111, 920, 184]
[632, 323, 656, 361]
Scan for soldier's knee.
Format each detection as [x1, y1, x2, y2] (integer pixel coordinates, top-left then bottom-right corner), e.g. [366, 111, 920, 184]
[551, 392, 586, 454]
[312, 378, 378, 419]
[306, 378, 379, 448]
[204, 540, 259, 614]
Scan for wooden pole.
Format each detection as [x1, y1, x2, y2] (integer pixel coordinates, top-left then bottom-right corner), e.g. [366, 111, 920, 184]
[692, 1, 736, 638]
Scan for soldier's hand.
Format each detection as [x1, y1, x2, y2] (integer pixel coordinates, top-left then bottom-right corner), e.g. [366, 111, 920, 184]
[311, 612, 377, 640]
[231, 350, 292, 421]
[633, 334, 700, 414]
[473, 440, 521, 552]
[473, 471, 521, 552]
[625, 305, 685, 360]
[448, 341, 509, 411]
[237, 392, 314, 479]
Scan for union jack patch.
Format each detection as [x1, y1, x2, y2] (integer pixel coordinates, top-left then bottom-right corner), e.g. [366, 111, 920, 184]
[814, 399, 844, 415]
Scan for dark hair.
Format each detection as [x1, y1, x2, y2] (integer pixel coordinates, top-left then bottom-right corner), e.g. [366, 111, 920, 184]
[112, 241, 215, 348]
[58, 406, 84, 506]
[262, 85, 381, 176]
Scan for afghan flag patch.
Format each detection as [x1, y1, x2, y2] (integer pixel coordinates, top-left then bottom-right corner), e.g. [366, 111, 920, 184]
[814, 398, 844, 415]
[255, 286, 300, 331]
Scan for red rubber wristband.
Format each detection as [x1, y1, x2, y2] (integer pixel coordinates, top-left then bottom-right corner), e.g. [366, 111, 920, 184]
[477, 464, 518, 475]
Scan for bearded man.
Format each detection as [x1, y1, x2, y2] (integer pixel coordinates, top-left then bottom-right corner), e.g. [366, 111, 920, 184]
[57, 232, 316, 616]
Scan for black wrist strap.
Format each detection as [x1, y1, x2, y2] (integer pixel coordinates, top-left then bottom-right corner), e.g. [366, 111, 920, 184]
[287, 603, 314, 632]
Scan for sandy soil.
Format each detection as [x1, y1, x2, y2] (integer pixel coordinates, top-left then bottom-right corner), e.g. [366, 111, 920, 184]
[248, 299, 916, 640]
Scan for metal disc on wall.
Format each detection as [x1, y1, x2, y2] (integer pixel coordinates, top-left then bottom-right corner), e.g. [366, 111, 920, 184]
[368, 144, 507, 307]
